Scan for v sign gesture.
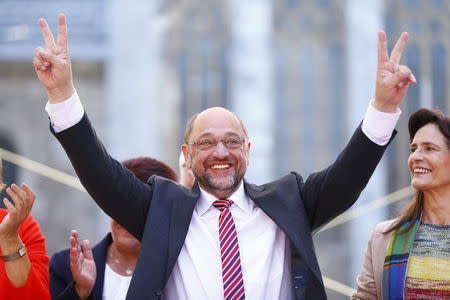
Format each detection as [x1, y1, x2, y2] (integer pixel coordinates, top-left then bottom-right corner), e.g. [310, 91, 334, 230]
[374, 31, 417, 113]
[33, 14, 75, 103]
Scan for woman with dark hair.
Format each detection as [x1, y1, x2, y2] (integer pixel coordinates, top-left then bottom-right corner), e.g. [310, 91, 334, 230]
[50, 157, 177, 300]
[0, 165, 50, 299]
[353, 108, 450, 300]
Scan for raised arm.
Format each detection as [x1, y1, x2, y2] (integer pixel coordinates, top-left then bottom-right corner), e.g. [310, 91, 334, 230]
[33, 15, 154, 239]
[301, 32, 415, 229]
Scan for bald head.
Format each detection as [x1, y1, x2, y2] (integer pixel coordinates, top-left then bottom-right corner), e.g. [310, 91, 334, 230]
[181, 107, 251, 198]
[184, 107, 249, 143]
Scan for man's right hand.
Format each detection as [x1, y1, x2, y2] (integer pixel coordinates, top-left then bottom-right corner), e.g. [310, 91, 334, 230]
[69, 230, 96, 300]
[33, 14, 75, 103]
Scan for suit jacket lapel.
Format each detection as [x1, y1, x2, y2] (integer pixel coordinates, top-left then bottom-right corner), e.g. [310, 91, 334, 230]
[165, 183, 200, 282]
[244, 180, 322, 283]
[164, 180, 323, 286]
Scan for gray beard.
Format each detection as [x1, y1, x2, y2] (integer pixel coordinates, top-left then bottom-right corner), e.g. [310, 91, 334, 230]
[198, 171, 243, 193]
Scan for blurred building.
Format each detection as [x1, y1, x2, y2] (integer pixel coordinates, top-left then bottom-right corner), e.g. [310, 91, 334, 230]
[272, 0, 348, 176]
[0, 0, 107, 254]
[0, 0, 449, 299]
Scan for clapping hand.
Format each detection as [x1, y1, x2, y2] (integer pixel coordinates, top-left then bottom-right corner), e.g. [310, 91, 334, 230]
[69, 230, 96, 300]
[0, 184, 35, 241]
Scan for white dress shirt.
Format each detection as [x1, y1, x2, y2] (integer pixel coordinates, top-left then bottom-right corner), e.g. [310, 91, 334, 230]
[45, 93, 401, 299]
[163, 183, 294, 300]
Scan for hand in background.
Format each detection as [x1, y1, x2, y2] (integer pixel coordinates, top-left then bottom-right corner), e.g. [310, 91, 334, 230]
[0, 184, 35, 241]
[374, 31, 417, 113]
[69, 230, 96, 300]
[33, 14, 75, 103]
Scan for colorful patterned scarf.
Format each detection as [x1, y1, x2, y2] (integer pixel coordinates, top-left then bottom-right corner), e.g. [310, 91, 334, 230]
[382, 219, 420, 300]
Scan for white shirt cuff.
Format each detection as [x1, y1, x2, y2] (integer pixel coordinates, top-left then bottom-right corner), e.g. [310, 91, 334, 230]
[45, 90, 84, 133]
[361, 100, 401, 146]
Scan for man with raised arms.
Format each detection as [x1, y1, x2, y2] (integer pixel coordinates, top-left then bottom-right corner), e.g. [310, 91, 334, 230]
[34, 14, 415, 300]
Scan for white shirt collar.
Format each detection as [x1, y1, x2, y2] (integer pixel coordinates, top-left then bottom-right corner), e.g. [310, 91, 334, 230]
[196, 182, 252, 216]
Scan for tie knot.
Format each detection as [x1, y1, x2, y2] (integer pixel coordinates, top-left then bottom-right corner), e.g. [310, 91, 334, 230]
[212, 199, 233, 212]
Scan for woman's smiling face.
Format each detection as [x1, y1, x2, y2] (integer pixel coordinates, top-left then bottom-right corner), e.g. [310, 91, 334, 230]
[408, 123, 450, 193]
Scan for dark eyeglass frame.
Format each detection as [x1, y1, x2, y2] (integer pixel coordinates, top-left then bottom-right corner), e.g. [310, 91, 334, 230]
[186, 136, 247, 151]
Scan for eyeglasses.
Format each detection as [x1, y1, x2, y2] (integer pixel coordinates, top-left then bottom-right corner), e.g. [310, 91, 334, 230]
[186, 136, 246, 151]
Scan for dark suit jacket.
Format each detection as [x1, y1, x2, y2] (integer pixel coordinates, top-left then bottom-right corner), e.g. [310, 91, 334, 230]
[53, 114, 394, 300]
[49, 233, 112, 300]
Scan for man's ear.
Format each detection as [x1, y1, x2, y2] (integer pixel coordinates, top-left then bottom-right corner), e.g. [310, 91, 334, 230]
[181, 145, 192, 169]
[245, 141, 251, 166]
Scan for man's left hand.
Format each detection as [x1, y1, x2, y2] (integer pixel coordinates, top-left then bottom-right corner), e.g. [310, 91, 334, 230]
[374, 31, 417, 113]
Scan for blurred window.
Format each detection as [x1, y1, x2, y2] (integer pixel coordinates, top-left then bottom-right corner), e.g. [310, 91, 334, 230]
[430, 21, 442, 34]
[283, 0, 299, 9]
[432, 44, 447, 112]
[0, 134, 18, 208]
[431, 0, 445, 8]
[316, 0, 330, 8]
[405, 0, 419, 7]
[327, 43, 345, 157]
[405, 45, 421, 115]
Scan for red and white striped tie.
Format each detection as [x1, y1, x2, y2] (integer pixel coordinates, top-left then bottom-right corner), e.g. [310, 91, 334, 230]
[213, 199, 245, 300]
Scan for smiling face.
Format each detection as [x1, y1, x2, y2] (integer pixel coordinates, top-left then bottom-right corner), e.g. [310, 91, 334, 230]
[408, 123, 450, 193]
[182, 107, 251, 199]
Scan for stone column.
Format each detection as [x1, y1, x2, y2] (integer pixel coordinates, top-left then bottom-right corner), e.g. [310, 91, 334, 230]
[228, 0, 273, 184]
[106, 0, 163, 160]
[346, 0, 387, 282]
[99, 0, 163, 234]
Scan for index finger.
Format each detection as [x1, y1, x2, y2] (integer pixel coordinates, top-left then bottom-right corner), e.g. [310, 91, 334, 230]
[69, 232, 81, 255]
[390, 32, 409, 65]
[38, 18, 56, 50]
[20, 184, 35, 201]
[377, 31, 389, 65]
[81, 240, 93, 259]
[69, 236, 81, 271]
[7, 185, 25, 206]
[70, 235, 78, 249]
[56, 14, 68, 50]
[70, 230, 80, 244]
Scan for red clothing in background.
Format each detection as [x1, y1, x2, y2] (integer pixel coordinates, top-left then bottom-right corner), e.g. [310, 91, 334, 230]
[0, 209, 50, 300]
